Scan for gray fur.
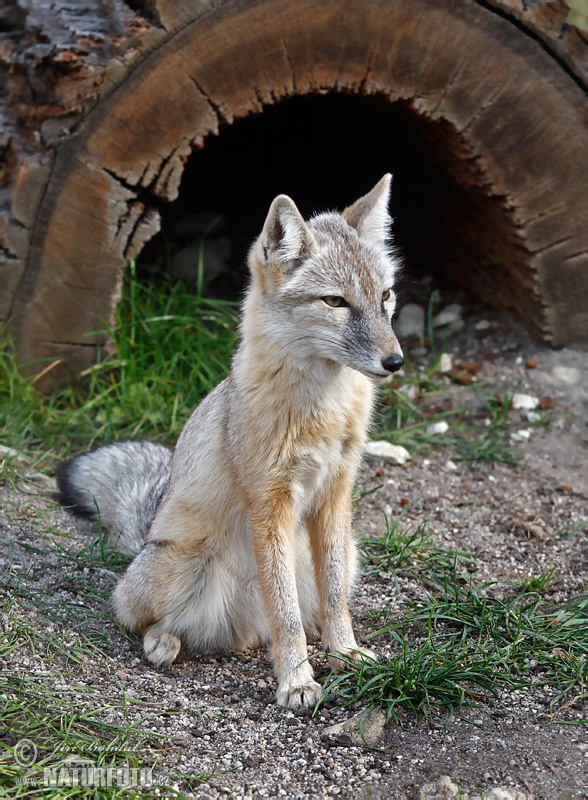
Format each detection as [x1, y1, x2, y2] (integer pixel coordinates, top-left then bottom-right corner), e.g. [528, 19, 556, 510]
[56, 441, 172, 556]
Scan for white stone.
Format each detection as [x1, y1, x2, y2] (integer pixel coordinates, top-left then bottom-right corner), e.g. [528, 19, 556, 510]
[527, 411, 541, 423]
[445, 459, 458, 471]
[395, 303, 426, 338]
[512, 393, 539, 411]
[475, 319, 493, 331]
[484, 789, 528, 800]
[438, 352, 453, 373]
[364, 440, 411, 465]
[426, 420, 449, 435]
[398, 383, 418, 401]
[511, 429, 532, 442]
[432, 303, 463, 328]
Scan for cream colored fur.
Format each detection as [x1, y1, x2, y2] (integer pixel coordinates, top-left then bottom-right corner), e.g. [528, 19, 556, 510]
[107, 176, 402, 708]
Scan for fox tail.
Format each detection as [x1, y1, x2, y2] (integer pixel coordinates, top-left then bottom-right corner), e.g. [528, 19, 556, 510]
[56, 441, 173, 556]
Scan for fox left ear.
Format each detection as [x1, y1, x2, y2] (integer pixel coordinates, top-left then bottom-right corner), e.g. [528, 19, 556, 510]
[343, 174, 393, 248]
[256, 194, 316, 271]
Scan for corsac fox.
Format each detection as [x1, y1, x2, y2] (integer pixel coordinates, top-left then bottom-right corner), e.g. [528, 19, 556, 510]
[57, 175, 404, 709]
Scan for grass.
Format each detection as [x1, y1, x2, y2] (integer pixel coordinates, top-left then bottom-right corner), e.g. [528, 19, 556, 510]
[1, 555, 215, 798]
[376, 350, 520, 467]
[0, 596, 204, 798]
[0, 260, 238, 466]
[320, 517, 588, 725]
[361, 507, 475, 590]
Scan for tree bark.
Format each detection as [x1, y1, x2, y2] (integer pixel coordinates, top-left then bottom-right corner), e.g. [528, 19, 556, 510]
[1, 0, 587, 388]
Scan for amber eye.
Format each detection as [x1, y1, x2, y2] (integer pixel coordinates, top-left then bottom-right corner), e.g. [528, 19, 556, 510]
[322, 296, 348, 308]
[382, 289, 392, 302]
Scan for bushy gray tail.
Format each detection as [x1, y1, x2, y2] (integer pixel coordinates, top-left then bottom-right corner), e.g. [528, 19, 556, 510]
[56, 441, 173, 556]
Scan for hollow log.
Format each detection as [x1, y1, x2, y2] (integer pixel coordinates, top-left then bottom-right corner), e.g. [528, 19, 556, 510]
[1, 0, 587, 389]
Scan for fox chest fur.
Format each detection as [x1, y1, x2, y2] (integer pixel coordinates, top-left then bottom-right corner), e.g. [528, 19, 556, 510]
[227, 360, 375, 523]
[155, 359, 375, 554]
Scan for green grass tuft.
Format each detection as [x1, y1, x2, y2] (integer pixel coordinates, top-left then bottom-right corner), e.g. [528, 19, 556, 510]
[0, 262, 238, 464]
[321, 518, 588, 723]
[361, 508, 475, 590]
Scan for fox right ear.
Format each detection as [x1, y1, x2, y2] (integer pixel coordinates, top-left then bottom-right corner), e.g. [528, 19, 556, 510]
[343, 174, 393, 249]
[256, 195, 316, 271]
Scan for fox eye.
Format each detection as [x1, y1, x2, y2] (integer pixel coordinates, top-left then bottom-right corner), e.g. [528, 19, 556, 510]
[382, 289, 392, 302]
[322, 296, 349, 308]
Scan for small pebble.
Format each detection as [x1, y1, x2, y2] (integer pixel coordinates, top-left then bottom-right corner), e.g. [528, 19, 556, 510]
[426, 421, 449, 435]
[364, 440, 411, 465]
[512, 393, 539, 411]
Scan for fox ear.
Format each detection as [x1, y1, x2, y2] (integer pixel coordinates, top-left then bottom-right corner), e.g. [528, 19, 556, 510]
[257, 195, 316, 270]
[343, 174, 393, 248]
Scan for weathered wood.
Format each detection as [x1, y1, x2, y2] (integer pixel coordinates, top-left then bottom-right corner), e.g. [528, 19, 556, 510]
[1, 0, 587, 388]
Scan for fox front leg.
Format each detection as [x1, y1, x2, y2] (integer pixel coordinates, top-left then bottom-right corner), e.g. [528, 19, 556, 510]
[307, 475, 377, 669]
[250, 502, 321, 710]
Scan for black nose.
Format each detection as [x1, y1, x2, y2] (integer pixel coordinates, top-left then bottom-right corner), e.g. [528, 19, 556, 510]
[382, 354, 404, 373]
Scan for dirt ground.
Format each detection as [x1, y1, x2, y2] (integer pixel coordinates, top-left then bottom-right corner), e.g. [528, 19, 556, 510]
[1, 310, 587, 799]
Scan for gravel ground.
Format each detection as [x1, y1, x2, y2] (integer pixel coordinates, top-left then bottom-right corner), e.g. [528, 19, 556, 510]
[1, 310, 587, 799]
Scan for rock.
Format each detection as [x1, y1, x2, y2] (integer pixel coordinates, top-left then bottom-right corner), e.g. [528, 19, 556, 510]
[364, 440, 411, 465]
[511, 429, 532, 442]
[418, 779, 528, 800]
[433, 303, 464, 329]
[418, 775, 460, 798]
[395, 303, 426, 338]
[512, 393, 539, 411]
[438, 352, 453, 373]
[426, 420, 449, 435]
[397, 383, 418, 400]
[475, 319, 494, 331]
[445, 459, 458, 470]
[323, 709, 386, 748]
[552, 365, 581, 385]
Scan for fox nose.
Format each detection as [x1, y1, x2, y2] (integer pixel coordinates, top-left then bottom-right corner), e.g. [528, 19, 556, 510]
[382, 354, 404, 373]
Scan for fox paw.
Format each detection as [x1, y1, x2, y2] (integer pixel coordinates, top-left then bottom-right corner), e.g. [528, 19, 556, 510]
[327, 645, 377, 671]
[276, 679, 322, 710]
[143, 628, 181, 667]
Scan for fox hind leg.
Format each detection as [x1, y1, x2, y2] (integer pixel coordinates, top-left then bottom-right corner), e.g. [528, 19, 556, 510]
[113, 542, 186, 667]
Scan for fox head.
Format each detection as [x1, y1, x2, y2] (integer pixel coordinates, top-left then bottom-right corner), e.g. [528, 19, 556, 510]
[247, 175, 404, 379]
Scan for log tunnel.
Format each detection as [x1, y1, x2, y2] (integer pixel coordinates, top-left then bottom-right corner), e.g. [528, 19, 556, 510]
[2, 0, 588, 390]
[142, 92, 528, 311]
